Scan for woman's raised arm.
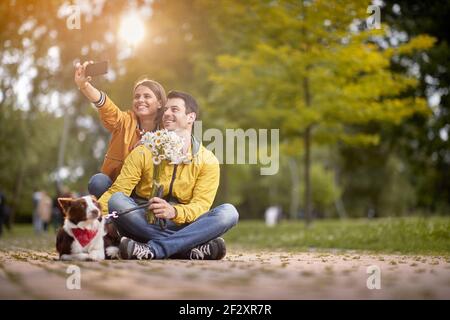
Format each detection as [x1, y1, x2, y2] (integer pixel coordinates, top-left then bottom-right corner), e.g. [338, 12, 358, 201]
[74, 61, 102, 103]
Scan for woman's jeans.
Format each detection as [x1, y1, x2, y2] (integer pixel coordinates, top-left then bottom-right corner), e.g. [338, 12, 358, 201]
[88, 173, 112, 199]
[108, 192, 239, 259]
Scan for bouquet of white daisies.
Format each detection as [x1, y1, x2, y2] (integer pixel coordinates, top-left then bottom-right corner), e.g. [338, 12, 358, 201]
[141, 129, 188, 165]
[140, 129, 188, 225]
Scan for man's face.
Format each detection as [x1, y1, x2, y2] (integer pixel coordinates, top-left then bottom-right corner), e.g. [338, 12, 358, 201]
[163, 98, 195, 131]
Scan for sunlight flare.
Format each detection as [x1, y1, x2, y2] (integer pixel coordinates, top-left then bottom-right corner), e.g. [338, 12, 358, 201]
[118, 11, 145, 46]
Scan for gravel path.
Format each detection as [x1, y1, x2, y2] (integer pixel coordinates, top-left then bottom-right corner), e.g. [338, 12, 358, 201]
[1, 248, 449, 299]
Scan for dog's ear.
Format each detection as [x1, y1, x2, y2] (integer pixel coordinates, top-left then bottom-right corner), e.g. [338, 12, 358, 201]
[90, 195, 99, 204]
[57, 198, 73, 216]
[90, 195, 102, 211]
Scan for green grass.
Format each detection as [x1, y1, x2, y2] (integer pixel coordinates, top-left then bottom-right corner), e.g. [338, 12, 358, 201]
[0, 225, 56, 251]
[223, 216, 450, 256]
[1, 217, 449, 256]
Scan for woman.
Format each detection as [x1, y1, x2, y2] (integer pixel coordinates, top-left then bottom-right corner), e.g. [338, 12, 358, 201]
[74, 61, 167, 198]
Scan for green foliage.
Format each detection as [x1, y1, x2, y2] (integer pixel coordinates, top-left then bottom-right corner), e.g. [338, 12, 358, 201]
[208, 0, 434, 141]
[302, 163, 341, 216]
[0, 0, 127, 218]
[0, 103, 63, 218]
[338, 135, 419, 218]
[383, 0, 450, 212]
[204, 0, 437, 219]
[0, 0, 447, 221]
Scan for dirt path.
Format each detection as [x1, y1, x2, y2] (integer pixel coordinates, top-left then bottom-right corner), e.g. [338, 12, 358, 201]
[0, 248, 449, 299]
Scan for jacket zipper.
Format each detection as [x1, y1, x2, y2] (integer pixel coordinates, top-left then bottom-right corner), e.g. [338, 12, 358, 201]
[167, 165, 178, 202]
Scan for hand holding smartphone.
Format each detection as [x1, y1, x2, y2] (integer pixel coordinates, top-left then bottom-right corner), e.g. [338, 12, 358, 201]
[85, 61, 108, 77]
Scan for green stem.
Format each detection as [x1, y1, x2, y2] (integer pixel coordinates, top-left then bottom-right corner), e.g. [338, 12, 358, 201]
[146, 161, 165, 224]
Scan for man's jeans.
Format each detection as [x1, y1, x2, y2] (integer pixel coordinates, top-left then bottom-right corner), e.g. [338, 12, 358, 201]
[88, 173, 112, 199]
[108, 192, 239, 259]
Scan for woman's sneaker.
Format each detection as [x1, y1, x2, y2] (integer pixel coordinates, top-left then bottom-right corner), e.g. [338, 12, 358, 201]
[188, 237, 227, 260]
[119, 237, 155, 260]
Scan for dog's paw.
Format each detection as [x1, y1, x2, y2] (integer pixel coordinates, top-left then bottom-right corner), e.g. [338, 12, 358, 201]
[105, 246, 120, 259]
[88, 250, 105, 261]
[60, 254, 73, 261]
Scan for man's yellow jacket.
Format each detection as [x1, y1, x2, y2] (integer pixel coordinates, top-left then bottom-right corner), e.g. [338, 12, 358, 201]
[99, 136, 220, 225]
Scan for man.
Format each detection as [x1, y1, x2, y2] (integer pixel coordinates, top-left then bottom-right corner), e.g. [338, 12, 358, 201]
[98, 91, 239, 260]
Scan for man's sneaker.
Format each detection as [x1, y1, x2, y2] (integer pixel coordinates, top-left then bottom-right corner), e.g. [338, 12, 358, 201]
[189, 237, 226, 260]
[119, 237, 154, 260]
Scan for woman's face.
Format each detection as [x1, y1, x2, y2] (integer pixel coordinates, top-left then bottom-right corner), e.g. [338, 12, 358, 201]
[133, 85, 160, 119]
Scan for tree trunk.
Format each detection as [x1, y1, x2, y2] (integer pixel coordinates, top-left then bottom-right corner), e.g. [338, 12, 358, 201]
[11, 162, 26, 224]
[303, 74, 312, 226]
[56, 109, 71, 192]
[288, 157, 300, 220]
[304, 125, 312, 226]
[331, 148, 347, 219]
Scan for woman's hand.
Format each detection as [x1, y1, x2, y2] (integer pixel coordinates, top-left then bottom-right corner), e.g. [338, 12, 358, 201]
[149, 197, 177, 220]
[74, 61, 101, 103]
[74, 61, 93, 89]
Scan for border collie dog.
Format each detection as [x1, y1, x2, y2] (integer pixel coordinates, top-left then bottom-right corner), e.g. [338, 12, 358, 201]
[56, 195, 120, 261]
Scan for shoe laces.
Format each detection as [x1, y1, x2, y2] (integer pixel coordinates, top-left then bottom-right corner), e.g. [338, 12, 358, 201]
[133, 242, 153, 260]
[190, 243, 211, 260]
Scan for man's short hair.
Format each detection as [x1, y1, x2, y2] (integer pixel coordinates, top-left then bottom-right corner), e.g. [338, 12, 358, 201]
[167, 90, 199, 118]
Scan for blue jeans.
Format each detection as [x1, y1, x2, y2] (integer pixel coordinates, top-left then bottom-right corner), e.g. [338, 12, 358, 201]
[88, 173, 112, 199]
[108, 192, 239, 259]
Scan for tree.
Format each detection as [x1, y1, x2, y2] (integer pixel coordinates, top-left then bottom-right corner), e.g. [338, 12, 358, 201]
[0, 0, 129, 219]
[207, 0, 434, 223]
[383, 0, 450, 211]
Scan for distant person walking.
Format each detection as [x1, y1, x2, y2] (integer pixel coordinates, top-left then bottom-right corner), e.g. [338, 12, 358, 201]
[32, 190, 42, 233]
[0, 190, 5, 237]
[33, 190, 52, 233]
[265, 205, 281, 227]
[37, 191, 52, 232]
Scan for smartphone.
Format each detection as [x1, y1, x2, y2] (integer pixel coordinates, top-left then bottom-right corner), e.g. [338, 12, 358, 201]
[85, 61, 108, 77]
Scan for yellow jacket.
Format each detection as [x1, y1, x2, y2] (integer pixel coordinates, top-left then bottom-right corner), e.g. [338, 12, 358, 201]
[97, 95, 143, 181]
[98, 137, 220, 224]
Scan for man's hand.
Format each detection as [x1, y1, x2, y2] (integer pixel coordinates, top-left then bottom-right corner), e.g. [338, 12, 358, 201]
[149, 197, 177, 220]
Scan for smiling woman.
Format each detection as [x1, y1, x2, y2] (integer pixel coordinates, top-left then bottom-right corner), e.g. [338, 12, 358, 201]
[118, 11, 146, 47]
[74, 61, 167, 199]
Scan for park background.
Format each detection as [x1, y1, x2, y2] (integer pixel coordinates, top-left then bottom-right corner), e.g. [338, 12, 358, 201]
[1, 0, 450, 300]
[0, 0, 449, 255]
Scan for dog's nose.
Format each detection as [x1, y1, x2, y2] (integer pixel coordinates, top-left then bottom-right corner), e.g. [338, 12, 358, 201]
[91, 209, 99, 217]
